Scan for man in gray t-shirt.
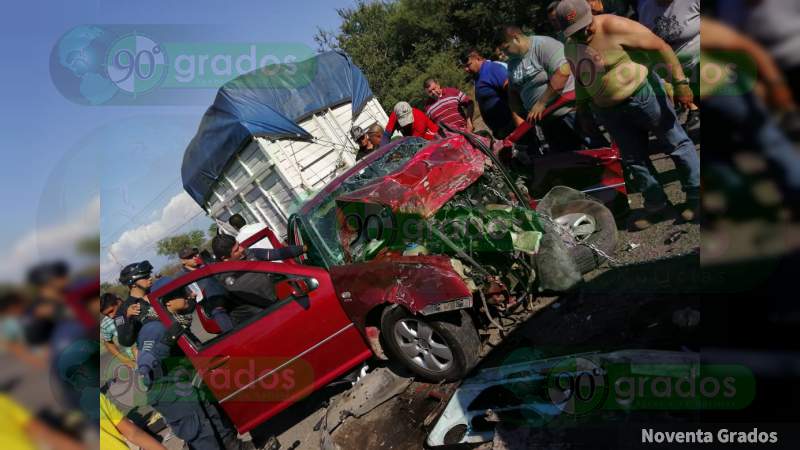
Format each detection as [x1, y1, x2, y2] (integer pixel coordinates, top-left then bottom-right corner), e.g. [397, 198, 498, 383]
[637, 0, 700, 75]
[495, 26, 584, 153]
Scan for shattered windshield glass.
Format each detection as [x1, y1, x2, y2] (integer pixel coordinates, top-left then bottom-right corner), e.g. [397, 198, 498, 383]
[301, 138, 428, 266]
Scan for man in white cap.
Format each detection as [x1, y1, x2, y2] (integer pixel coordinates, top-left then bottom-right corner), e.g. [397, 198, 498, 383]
[384, 101, 439, 141]
[555, 0, 700, 229]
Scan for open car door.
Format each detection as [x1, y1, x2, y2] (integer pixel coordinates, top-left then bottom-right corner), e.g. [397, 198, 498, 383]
[150, 260, 372, 433]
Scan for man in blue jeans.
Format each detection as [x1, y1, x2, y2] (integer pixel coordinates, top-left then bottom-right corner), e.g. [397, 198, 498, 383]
[178, 247, 233, 333]
[556, 0, 700, 229]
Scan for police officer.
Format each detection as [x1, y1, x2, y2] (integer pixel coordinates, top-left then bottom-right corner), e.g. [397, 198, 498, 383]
[137, 288, 258, 450]
[210, 234, 306, 325]
[115, 261, 159, 347]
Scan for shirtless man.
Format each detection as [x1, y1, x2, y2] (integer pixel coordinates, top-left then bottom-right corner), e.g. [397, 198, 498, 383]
[555, 0, 700, 229]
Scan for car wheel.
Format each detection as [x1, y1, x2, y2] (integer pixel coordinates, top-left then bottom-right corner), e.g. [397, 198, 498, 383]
[381, 307, 480, 382]
[551, 199, 618, 273]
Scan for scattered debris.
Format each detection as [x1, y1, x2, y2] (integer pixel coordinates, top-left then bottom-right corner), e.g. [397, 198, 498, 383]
[626, 242, 641, 251]
[325, 367, 412, 432]
[427, 350, 701, 447]
[665, 230, 687, 245]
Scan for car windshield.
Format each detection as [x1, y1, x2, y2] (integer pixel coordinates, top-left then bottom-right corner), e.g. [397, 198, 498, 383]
[301, 138, 428, 266]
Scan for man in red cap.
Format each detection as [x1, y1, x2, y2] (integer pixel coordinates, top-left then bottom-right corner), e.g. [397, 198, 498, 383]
[384, 101, 439, 141]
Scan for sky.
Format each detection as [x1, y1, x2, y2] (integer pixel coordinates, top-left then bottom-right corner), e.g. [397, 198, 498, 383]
[0, 0, 356, 282]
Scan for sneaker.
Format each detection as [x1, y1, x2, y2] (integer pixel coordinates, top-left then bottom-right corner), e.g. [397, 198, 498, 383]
[631, 204, 672, 231]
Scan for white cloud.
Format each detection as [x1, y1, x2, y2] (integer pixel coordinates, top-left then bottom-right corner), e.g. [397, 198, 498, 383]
[101, 191, 204, 282]
[0, 195, 100, 282]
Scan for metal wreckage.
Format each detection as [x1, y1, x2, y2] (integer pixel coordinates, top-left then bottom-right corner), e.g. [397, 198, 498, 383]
[282, 130, 620, 382]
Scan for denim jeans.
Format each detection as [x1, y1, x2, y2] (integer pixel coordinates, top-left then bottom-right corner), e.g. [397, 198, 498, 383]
[593, 78, 701, 208]
[702, 91, 800, 189]
[211, 307, 234, 333]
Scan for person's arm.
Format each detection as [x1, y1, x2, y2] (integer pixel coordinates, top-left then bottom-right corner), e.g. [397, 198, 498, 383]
[104, 340, 136, 368]
[115, 310, 141, 348]
[423, 114, 439, 139]
[250, 245, 307, 261]
[701, 18, 795, 110]
[5, 341, 47, 369]
[458, 91, 475, 132]
[605, 15, 693, 107]
[529, 63, 572, 122]
[116, 417, 168, 450]
[507, 85, 527, 127]
[26, 417, 85, 450]
[382, 112, 397, 144]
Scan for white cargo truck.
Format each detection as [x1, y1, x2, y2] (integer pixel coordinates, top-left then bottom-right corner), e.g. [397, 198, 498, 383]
[182, 51, 389, 239]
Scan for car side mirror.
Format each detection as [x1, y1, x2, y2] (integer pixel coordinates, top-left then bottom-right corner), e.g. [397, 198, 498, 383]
[289, 277, 319, 297]
[275, 277, 319, 303]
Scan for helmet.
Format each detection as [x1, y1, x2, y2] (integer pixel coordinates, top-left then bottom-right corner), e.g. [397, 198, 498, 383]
[119, 261, 153, 286]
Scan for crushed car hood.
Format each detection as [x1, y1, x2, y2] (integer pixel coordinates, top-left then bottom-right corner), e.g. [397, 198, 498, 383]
[336, 134, 486, 218]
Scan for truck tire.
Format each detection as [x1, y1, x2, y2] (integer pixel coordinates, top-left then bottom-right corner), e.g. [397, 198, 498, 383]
[381, 308, 480, 382]
[550, 199, 618, 273]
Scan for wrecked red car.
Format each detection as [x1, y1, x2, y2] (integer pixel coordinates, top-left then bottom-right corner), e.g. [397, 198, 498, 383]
[149, 132, 619, 434]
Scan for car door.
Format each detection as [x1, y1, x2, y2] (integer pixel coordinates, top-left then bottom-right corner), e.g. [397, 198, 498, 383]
[151, 260, 372, 434]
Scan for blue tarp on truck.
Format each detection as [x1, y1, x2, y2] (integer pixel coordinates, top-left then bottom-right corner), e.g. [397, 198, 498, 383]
[182, 51, 374, 207]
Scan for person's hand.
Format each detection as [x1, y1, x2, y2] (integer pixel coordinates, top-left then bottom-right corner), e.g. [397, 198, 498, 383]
[302, 244, 308, 253]
[673, 83, 694, 109]
[527, 101, 547, 123]
[767, 81, 796, 112]
[126, 303, 141, 318]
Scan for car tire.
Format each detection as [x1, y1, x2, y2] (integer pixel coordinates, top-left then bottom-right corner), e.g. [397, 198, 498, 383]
[381, 307, 480, 382]
[550, 199, 618, 273]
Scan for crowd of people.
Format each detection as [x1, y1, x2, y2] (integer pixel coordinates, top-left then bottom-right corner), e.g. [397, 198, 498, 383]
[349, 0, 706, 230]
[350, 0, 800, 230]
[95, 213, 306, 450]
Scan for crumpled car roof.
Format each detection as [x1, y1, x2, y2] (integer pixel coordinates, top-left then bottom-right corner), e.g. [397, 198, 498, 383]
[336, 134, 486, 218]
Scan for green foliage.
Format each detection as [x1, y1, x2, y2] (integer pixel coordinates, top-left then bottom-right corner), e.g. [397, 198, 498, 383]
[100, 282, 128, 299]
[208, 223, 219, 240]
[318, 0, 551, 110]
[156, 230, 206, 259]
[77, 235, 100, 257]
[157, 262, 184, 278]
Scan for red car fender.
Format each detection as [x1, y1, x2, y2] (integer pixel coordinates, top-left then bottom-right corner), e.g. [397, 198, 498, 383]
[328, 255, 473, 332]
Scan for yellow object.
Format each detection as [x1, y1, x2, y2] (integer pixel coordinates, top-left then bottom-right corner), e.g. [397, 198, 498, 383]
[100, 393, 130, 450]
[0, 393, 37, 450]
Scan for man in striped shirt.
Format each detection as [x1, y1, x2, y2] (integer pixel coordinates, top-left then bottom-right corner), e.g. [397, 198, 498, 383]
[423, 78, 474, 132]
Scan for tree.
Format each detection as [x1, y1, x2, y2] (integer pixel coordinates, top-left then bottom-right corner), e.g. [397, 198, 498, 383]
[100, 282, 128, 299]
[77, 235, 100, 257]
[208, 223, 219, 240]
[318, 0, 550, 111]
[156, 230, 206, 259]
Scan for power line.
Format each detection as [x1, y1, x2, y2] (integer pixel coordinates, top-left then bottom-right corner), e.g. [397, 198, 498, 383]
[123, 208, 208, 261]
[101, 177, 182, 243]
